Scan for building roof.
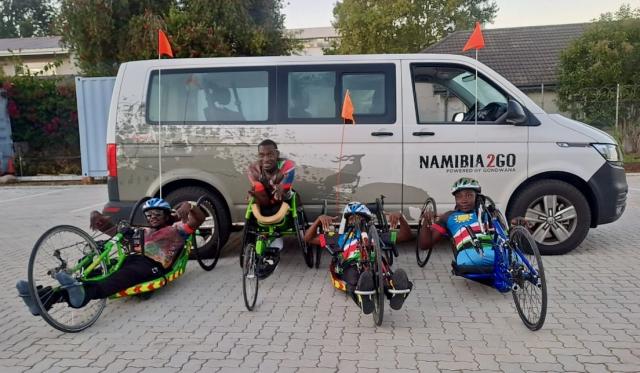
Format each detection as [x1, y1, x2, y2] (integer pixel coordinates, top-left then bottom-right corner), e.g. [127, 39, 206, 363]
[288, 27, 338, 40]
[423, 23, 590, 87]
[0, 36, 66, 57]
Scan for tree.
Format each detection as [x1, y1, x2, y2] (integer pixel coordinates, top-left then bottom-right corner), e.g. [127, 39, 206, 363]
[59, 0, 297, 77]
[329, 0, 498, 54]
[0, 0, 57, 37]
[557, 5, 640, 153]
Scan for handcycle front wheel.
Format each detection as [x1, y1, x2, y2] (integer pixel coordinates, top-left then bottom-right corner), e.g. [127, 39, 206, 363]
[242, 241, 259, 311]
[369, 226, 385, 326]
[416, 197, 437, 267]
[28, 225, 107, 333]
[509, 226, 547, 331]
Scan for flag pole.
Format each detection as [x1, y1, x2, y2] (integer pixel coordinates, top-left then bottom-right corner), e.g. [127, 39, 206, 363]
[475, 48, 478, 126]
[158, 36, 163, 199]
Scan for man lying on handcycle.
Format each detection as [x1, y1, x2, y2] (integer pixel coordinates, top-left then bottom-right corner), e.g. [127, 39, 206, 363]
[419, 177, 497, 272]
[304, 203, 413, 314]
[17, 198, 205, 314]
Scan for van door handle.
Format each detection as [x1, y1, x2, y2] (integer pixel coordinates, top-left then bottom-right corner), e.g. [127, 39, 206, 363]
[371, 131, 394, 137]
[412, 131, 435, 136]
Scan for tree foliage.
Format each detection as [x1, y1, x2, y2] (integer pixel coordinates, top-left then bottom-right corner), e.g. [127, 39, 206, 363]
[0, 0, 57, 38]
[557, 5, 640, 152]
[59, 0, 297, 77]
[329, 0, 498, 54]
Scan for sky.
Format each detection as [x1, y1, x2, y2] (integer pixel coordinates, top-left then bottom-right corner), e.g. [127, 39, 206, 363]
[283, 0, 640, 29]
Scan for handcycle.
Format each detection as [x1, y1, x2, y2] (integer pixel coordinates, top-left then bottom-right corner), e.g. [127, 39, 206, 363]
[317, 199, 410, 326]
[241, 191, 312, 311]
[418, 195, 548, 330]
[25, 196, 219, 332]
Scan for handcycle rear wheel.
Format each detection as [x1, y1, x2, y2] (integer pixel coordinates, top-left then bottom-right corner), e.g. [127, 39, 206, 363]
[509, 226, 547, 331]
[194, 196, 221, 271]
[295, 208, 313, 268]
[242, 240, 259, 311]
[416, 197, 437, 267]
[369, 226, 385, 326]
[28, 225, 107, 333]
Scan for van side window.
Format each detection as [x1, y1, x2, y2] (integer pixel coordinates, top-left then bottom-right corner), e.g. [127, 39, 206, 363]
[411, 64, 508, 124]
[342, 73, 386, 115]
[278, 63, 396, 124]
[147, 69, 271, 124]
[288, 71, 336, 119]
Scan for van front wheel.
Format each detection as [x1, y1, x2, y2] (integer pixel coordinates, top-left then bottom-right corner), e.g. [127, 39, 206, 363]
[165, 186, 231, 257]
[508, 180, 590, 255]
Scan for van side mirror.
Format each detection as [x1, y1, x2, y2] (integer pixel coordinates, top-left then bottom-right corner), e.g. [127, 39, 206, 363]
[452, 112, 464, 122]
[506, 100, 527, 125]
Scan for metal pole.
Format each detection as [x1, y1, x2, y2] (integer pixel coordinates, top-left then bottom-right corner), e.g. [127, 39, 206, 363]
[541, 83, 544, 109]
[475, 49, 478, 125]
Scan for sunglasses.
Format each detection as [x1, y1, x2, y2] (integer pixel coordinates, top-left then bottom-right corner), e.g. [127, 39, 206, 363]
[144, 210, 166, 219]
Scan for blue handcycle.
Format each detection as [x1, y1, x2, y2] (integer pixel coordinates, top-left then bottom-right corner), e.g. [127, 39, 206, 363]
[420, 195, 548, 330]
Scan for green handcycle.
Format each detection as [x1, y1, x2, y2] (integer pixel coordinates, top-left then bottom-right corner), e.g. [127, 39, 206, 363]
[26, 196, 219, 332]
[241, 191, 311, 310]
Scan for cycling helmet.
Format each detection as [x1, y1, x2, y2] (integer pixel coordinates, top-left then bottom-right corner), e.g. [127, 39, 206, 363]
[451, 177, 481, 195]
[142, 198, 171, 212]
[342, 202, 373, 218]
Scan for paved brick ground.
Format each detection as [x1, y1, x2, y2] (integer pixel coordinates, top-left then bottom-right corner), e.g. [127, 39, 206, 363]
[1, 176, 639, 372]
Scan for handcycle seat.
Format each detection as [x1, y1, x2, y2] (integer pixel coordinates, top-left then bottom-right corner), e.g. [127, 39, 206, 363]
[110, 238, 192, 299]
[451, 260, 493, 275]
[251, 202, 290, 225]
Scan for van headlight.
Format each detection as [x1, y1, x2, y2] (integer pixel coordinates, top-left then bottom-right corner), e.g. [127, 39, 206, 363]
[591, 143, 622, 165]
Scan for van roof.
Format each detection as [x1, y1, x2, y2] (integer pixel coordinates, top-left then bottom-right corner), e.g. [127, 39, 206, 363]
[120, 53, 481, 69]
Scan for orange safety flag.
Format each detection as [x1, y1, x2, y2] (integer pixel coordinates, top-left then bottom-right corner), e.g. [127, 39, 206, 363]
[462, 22, 485, 52]
[341, 90, 355, 124]
[158, 29, 174, 58]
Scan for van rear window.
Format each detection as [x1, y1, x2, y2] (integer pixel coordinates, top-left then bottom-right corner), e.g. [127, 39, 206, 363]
[147, 68, 272, 124]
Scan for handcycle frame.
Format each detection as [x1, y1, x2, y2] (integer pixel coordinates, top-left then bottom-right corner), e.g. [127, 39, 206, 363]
[27, 195, 218, 332]
[241, 191, 311, 311]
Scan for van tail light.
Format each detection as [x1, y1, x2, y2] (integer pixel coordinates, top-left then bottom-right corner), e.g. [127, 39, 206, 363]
[107, 143, 117, 177]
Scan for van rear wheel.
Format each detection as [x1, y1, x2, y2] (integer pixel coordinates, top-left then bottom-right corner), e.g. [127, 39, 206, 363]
[165, 186, 231, 258]
[508, 180, 590, 255]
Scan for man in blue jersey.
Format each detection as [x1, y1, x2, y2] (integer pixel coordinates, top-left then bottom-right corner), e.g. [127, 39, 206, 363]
[418, 177, 495, 271]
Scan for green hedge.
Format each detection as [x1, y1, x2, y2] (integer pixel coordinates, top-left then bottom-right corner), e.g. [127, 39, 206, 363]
[2, 72, 80, 176]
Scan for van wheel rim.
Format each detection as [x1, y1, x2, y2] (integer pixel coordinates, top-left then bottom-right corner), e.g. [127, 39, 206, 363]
[524, 194, 577, 245]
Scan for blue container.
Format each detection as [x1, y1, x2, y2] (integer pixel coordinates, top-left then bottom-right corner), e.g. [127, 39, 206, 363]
[0, 90, 14, 174]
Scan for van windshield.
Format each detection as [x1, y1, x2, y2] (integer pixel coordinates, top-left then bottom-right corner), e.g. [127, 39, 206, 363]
[450, 72, 507, 108]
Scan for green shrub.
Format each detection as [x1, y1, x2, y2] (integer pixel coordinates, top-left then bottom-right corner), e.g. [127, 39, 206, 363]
[1, 64, 80, 175]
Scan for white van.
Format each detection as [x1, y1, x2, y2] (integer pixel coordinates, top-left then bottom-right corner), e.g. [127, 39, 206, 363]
[103, 54, 627, 255]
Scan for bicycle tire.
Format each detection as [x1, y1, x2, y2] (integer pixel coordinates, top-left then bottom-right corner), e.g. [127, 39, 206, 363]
[242, 241, 259, 311]
[416, 198, 437, 267]
[509, 226, 547, 331]
[194, 196, 221, 271]
[296, 208, 313, 268]
[28, 225, 107, 332]
[369, 225, 385, 326]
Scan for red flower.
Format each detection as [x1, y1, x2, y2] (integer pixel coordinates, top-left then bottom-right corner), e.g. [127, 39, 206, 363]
[7, 100, 19, 118]
[1, 81, 12, 92]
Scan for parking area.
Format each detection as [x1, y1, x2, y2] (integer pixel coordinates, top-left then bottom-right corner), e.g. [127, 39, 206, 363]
[1, 175, 639, 373]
